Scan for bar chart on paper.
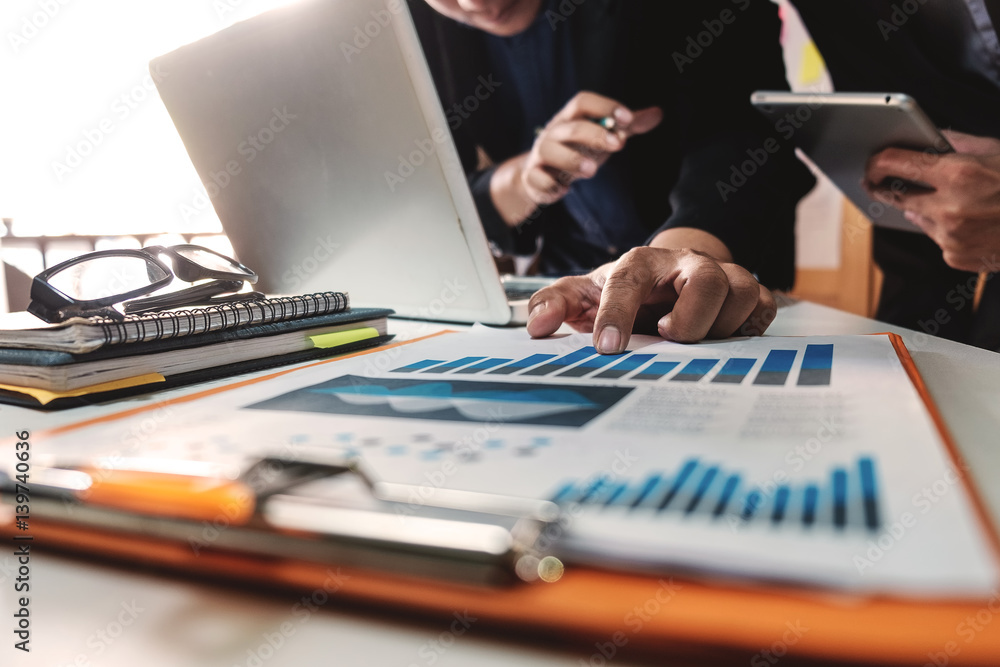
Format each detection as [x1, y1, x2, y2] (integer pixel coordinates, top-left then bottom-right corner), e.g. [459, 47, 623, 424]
[549, 456, 881, 532]
[390, 344, 836, 387]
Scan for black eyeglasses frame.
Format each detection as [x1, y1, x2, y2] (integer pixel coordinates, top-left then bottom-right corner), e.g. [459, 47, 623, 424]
[27, 244, 260, 323]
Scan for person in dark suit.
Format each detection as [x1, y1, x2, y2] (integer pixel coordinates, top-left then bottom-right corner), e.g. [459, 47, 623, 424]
[410, 0, 815, 352]
[792, 0, 1000, 351]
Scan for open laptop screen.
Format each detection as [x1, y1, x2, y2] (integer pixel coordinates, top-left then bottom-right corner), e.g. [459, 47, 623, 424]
[151, 0, 514, 323]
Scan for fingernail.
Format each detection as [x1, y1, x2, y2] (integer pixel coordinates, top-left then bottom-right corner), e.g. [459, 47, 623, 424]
[597, 326, 621, 354]
[580, 159, 597, 176]
[614, 107, 633, 124]
[529, 301, 547, 319]
[606, 133, 622, 149]
[658, 314, 672, 337]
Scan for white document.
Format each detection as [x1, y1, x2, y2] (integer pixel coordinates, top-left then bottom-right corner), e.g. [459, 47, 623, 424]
[26, 329, 999, 595]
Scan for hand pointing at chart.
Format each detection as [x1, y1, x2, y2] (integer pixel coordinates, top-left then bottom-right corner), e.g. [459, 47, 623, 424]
[526, 228, 777, 353]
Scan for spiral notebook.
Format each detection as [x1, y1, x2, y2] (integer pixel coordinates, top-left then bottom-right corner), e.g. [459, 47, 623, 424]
[0, 291, 350, 354]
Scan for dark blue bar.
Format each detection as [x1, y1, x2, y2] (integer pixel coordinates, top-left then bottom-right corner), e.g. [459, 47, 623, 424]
[522, 347, 598, 376]
[713, 474, 741, 517]
[551, 481, 577, 504]
[487, 353, 557, 375]
[672, 359, 719, 382]
[633, 361, 680, 381]
[832, 468, 848, 528]
[799, 344, 834, 385]
[393, 359, 445, 373]
[629, 474, 664, 508]
[657, 459, 700, 511]
[595, 354, 656, 380]
[684, 466, 719, 514]
[754, 350, 797, 385]
[741, 490, 762, 520]
[772, 486, 790, 524]
[859, 457, 880, 530]
[802, 344, 834, 370]
[578, 476, 607, 503]
[421, 356, 486, 373]
[711, 358, 756, 384]
[557, 351, 625, 377]
[454, 358, 513, 374]
[603, 482, 629, 506]
[803, 484, 819, 526]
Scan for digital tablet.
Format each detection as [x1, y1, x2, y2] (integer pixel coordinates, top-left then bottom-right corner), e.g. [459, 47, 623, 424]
[751, 91, 953, 232]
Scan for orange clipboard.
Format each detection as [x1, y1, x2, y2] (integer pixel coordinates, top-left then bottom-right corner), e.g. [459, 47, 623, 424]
[4, 332, 1000, 665]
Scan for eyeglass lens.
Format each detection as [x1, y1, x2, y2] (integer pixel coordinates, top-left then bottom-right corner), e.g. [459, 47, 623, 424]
[47, 255, 171, 301]
[171, 246, 254, 277]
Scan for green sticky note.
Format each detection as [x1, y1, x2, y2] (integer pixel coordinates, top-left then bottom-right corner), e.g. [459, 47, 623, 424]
[309, 327, 380, 349]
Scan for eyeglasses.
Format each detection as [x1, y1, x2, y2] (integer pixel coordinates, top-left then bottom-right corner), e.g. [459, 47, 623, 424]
[27, 244, 263, 323]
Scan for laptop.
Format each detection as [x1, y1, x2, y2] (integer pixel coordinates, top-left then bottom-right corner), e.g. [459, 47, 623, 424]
[150, 0, 552, 325]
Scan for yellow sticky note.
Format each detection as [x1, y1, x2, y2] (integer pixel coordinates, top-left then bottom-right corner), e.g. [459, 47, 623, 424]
[798, 40, 826, 86]
[309, 327, 380, 349]
[0, 373, 166, 406]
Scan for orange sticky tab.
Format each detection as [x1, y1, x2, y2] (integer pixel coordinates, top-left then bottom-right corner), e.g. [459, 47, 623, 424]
[78, 468, 255, 524]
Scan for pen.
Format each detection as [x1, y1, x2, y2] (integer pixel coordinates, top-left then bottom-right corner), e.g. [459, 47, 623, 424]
[533, 115, 618, 137]
[592, 115, 617, 131]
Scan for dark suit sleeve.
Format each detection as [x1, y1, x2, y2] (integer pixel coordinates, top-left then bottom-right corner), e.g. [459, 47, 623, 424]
[651, 0, 815, 289]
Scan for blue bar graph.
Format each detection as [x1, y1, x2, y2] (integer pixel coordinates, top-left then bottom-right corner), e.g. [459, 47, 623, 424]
[712, 358, 756, 384]
[672, 359, 719, 382]
[392, 359, 446, 373]
[550, 456, 882, 532]
[595, 354, 656, 380]
[453, 358, 514, 374]
[798, 344, 834, 386]
[420, 356, 486, 373]
[754, 350, 797, 385]
[487, 353, 557, 375]
[521, 348, 598, 376]
[396, 344, 836, 387]
[633, 361, 680, 381]
[557, 351, 628, 378]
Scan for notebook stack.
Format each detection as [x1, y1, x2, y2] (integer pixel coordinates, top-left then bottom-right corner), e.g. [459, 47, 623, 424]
[0, 291, 393, 409]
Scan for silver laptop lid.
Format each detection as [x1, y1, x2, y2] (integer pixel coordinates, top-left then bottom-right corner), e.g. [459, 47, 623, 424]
[151, 0, 514, 324]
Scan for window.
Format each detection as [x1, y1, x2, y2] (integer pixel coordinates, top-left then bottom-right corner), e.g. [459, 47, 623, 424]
[2, 0, 302, 237]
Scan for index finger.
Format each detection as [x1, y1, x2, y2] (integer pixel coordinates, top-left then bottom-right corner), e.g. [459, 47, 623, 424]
[590, 248, 675, 354]
[866, 148, 944, 188]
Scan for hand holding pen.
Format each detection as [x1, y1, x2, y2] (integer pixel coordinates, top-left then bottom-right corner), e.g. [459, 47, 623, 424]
[522, 92, 663, 205]
[489, 92, 663, 226]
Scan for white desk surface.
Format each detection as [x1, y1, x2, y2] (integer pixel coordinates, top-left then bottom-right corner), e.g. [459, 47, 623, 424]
[2, 300, 999, 667]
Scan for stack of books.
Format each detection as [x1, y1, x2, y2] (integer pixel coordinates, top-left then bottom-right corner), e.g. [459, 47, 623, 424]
[0, 291, 392, 408]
